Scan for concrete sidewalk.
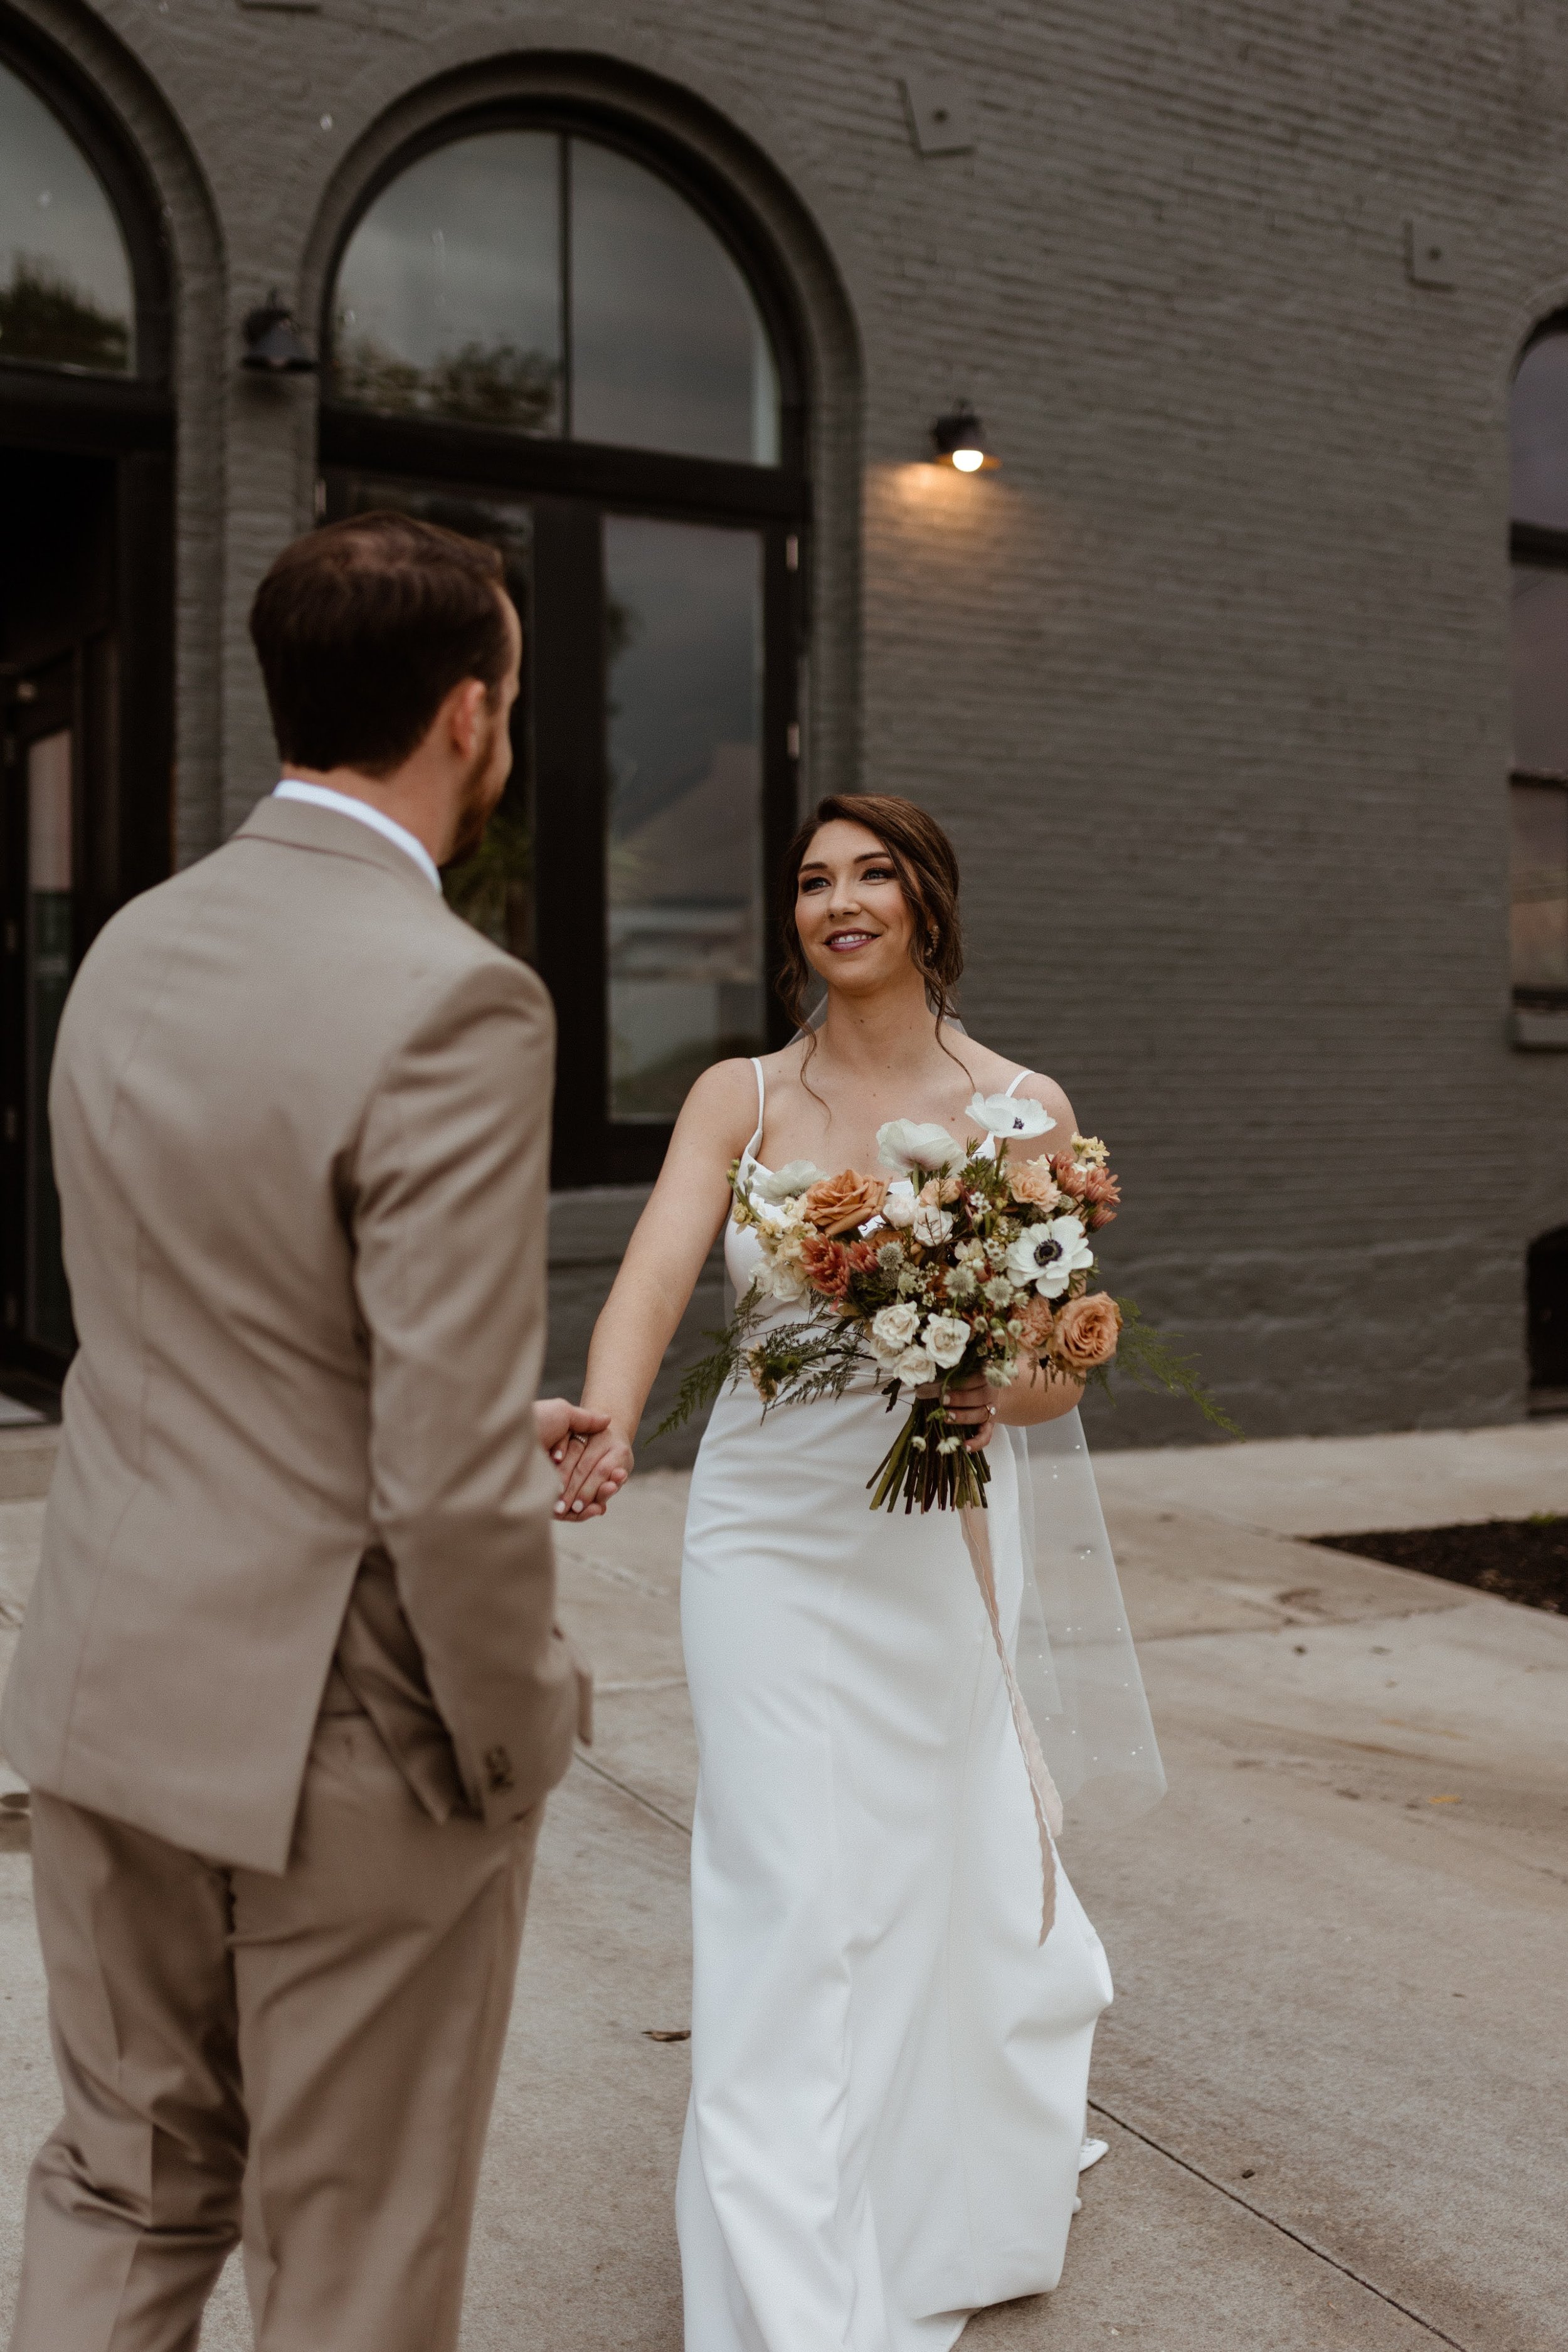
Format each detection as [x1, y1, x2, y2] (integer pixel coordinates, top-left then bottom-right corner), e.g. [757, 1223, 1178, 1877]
[0, 1421, 1564, 2349]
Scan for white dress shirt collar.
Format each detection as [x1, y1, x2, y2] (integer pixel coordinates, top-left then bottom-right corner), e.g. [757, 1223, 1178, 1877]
[273, 778, 442, 894]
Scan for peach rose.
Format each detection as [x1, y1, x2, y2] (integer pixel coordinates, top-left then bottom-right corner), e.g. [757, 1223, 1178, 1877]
[917, 1173, 963, 1206]
[1046, 1291, 1122, 1375]
[801, 1168, 889, 1237]
[1009, 1156, 1062, 1212]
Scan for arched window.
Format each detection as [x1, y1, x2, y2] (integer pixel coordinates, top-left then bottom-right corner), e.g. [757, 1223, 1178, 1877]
[321, 117, 806, 1184]
[1509, 323, 1568, 1016]
[0, 58, 135, 373]
[1, 34, 174, 1386]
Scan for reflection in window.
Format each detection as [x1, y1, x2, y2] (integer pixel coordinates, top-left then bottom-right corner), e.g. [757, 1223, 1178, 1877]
[1511, 566, 1568, 778]
[333, 135, 561, 435]
[1511, 783, 1568, 995]
[1510, 326, 1568, 1003]
[1511, 333, 1568, 533]
[0, 63, 134, 373]
[331, 473, 536, 960]
[331, 132, 778, 464]
[605, 517, 765, 1118]
[572, 143, 778, 463]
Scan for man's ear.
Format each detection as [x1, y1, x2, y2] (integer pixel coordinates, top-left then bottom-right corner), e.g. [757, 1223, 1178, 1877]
[445, 675, 489, 760]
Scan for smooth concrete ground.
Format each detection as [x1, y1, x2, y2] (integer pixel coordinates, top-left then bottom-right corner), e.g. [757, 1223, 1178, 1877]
[0, 1421, 1563, 2349]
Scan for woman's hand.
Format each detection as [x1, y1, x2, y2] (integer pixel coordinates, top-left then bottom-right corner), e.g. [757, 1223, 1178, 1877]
[918, 1371, 997, 1453]
[553, 1418, 635, 1520]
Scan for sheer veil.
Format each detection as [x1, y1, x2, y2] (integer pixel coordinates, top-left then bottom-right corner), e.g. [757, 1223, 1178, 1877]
[775, 1006, 1166, 1836]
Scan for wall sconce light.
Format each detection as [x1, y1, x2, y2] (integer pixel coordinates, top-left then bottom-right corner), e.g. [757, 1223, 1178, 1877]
[931, 403, 995, 472]
[241, 290, 318, 373]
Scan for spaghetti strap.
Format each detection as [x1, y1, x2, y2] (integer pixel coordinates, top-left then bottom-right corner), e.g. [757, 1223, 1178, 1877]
[1004, 1067, 1033, 1099]
[744, 1056, 766, 1162]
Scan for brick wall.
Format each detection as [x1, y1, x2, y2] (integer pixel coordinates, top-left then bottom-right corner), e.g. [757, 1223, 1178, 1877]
[18, 0, 1568, 1441]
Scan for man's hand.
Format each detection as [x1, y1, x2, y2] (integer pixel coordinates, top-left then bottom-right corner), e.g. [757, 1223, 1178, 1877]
[534, 1399, 629, 1520]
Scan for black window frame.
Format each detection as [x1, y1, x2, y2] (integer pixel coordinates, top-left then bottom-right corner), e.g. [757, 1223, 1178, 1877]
[1510, 315, 1568, 1013]
[319, 102, 810, 1187]
[0, 18, 176, 1384]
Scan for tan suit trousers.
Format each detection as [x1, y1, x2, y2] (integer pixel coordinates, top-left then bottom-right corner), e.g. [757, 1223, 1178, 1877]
[9, 1707, 541, 2352]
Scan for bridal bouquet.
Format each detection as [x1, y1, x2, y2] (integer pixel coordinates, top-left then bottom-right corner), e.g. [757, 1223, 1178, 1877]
[659, 1094, 1233, 1512]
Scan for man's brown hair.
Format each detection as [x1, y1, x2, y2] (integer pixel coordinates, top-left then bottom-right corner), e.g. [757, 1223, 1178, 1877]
[248, 511, 513, 776]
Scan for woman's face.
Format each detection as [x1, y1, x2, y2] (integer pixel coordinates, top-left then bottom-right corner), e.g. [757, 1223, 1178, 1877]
[794, 819, 919, 995]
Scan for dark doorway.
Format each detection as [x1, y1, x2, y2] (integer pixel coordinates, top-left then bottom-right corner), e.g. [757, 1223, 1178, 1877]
[0, 443, 172, 1384]
[1526, 1224, 1568, 1404]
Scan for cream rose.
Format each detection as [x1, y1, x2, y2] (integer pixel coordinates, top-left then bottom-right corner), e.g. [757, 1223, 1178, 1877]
[1046, 1291, 1122, 1374]
[800, 1168, 889, 1237]
[923, 1315, 972, 1369]
[871, 1303, 921, 1355]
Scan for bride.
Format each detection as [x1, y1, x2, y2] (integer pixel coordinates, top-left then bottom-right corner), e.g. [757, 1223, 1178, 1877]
[559, 794, 1136, 2349]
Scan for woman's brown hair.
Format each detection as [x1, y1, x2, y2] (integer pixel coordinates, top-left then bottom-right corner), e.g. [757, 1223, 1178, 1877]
[777, 795, 965, 1070]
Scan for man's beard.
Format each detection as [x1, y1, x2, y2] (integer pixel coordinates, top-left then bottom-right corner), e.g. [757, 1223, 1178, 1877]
[446, 719, 506, 866]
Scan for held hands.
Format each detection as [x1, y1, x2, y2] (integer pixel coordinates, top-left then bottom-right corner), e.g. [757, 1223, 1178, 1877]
[534, 1399, 631, 1521]
[916, 1371, 998, 1454]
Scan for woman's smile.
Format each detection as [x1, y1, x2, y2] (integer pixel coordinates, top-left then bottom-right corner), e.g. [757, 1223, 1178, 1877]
[825, 927, 879, 952]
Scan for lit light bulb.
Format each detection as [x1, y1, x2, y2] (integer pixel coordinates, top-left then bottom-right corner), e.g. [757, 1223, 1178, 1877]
[950, 447, 983, 472]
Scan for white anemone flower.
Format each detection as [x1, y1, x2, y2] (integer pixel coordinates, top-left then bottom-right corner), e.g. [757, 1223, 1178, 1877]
[751, 1158, 825, 1205]
[894, 1345, 936, 1385]
[1003, 1214, 1093, 1299]
[967, 1091, 1057, 1142]
[923, 1315, 971, 1369]
[877, 1118, 965, 1176]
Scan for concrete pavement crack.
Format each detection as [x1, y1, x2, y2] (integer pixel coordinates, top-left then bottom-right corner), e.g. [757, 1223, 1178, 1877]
[1086, 2098, 1474, 2349]
[571, 1748, 692, 1840]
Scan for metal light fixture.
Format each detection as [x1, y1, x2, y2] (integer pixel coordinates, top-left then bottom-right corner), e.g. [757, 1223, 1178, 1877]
[241, 290, 317, 374]
[931, 402, 995, 472]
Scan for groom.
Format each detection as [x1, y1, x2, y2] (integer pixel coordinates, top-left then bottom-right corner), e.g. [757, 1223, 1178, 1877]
[2, 511, 603, 2351]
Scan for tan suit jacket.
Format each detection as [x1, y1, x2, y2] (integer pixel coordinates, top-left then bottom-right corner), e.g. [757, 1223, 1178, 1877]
[2, 795, 581, 1872]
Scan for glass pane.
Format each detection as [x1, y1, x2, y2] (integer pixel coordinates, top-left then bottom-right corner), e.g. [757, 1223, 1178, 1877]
[571, 142, 779, 464]
[330, 474, 535, 961]
[333, 133, 561, 433]
[0, 63, 133, 374]
[26, 729, 74, 1353]
[605, 516, 766, 1120]
[1512, 331, 1568, 531]
[1512, 564, 1568, 776]
[1512, 780, 1568, 995]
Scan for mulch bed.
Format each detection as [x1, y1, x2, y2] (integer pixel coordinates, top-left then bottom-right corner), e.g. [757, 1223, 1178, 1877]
[1312, 1518, 1568, 1614]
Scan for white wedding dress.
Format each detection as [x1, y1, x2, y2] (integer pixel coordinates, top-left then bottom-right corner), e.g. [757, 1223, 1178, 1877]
[675, 1064, 1118, 2352]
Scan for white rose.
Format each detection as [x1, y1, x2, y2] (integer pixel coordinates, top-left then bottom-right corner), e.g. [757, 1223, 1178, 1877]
[877, 1118, 964, 1176]
[751, 1158, 825, 1204]
[770, 1262, 808, 1303]
[967, 1090, 1057, 1142]
[911, 1203, 954, 1247]
[923, 1315, 972, 1369]
[1003, 1214, 1093, 1299]
[882, 1179, 918, 1228]
[894, 1345, 936, 1385]
[872, 1302, 921, 1352]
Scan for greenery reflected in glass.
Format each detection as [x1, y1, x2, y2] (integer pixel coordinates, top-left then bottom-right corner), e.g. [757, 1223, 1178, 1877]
[0, 254, 129, 371]
[332, 333, 559, 435]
